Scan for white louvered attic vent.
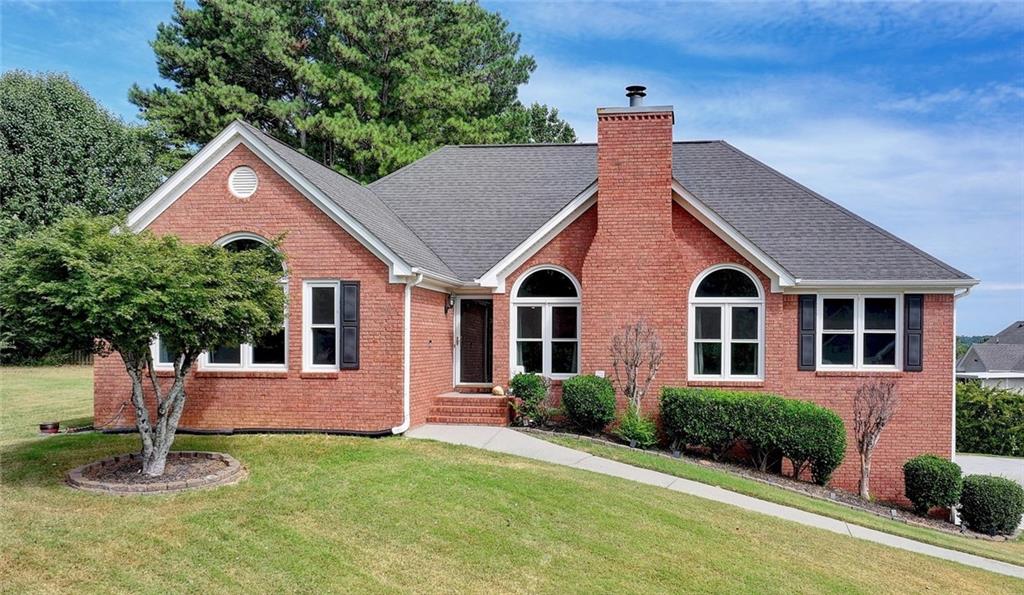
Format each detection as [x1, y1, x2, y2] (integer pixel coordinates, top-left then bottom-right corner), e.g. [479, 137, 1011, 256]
[228, 166, 259, 198]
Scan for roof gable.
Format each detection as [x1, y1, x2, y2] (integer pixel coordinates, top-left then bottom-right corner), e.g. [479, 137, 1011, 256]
[127, 121, 454, 280]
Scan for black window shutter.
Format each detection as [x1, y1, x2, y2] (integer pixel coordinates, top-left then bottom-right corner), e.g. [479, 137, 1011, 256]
[798, 295, 816, 370]
[904, 294, 924, 372]
[340, 281, 360, 369]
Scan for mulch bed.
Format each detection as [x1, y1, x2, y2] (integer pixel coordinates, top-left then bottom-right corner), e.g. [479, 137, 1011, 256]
[520, 427, 1019, 542]
[67, 451, 245, 494]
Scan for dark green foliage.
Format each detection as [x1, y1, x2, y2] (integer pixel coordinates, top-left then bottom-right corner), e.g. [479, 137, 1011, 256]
[0, 214, 286, 361]
[509, 373, 549, 426]
[956, 335, 990, 360]
[959, 475, 1024, 536]
[0, 71, 174, 246]
[956, 381, 1024, 457]
[614, 405, 658, 448]
[561, 374, 616, 434]
[903, 455, 963, 514]
[131, 0, 575, 181]
[659, 388, 847, 486]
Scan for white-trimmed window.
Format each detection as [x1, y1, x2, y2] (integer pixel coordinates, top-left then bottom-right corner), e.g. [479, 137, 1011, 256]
[201, 234, 287, 371]
[817, 295, 900, 370]
[688, 265, 764, 381]
[304, 281, 340, 370]
[510, 266, 580, 379]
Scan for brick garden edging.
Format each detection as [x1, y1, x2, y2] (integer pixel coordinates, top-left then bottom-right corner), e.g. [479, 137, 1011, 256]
[66, 451, 246, 495]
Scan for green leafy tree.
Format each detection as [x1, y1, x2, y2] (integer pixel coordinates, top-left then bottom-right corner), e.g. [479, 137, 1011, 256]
[0, 71, 175, 246]
[0, 215, 285, 475]
[130, 0, 575, 181]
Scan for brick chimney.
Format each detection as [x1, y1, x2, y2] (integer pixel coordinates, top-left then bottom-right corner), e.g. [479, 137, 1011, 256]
[581, 86, 680, 399]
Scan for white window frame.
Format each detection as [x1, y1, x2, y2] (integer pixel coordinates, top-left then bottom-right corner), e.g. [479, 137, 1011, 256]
[188, 233, 289, 372]
[688, 264, 765, 382]
[302, 280, 341, 372]
[816, 294, 902, 371]
[508, 265, 581, 380]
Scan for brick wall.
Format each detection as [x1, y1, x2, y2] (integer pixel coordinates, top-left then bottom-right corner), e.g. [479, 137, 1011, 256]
[486, 106, 954, 501]
[93, 143, 406, 433]
[409, 286, 454, 426]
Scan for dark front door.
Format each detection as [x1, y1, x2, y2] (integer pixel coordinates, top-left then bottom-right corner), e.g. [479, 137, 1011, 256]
[459, 299, 493, 384]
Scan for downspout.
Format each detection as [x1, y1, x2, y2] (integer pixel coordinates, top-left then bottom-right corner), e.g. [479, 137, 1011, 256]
[951, 286, 972, 460]
[392, 273, 423, 434]
[950, 286, 971, 526]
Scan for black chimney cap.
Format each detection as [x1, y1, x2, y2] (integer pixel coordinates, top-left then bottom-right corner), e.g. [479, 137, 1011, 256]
[625, 85, 647, 98]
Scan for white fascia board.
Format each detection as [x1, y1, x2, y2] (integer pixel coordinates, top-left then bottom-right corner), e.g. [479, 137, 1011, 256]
[126, 121, 413, 280]
[672, 181, 797, 291]
[787, 279, 979, 293]
[957, 371, 1024, 379]
[475, 183, 598, 293]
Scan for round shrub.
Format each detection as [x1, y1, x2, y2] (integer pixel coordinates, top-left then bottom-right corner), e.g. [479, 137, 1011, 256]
[959, 475, 1024, 536]
[561, 374, 616, 433]
[903, 455, 962, 514]
[509, 373, 549, 425]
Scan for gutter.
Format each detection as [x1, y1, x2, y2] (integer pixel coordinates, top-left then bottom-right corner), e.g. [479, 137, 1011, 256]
[392, 273, 424, 434]
[950, 285, 972, 525]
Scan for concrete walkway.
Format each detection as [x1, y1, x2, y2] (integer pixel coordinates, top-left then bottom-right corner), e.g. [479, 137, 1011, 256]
[406, 424, 1024, 580]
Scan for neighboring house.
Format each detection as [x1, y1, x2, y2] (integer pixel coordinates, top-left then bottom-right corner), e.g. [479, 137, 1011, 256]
[957, 321, 1024, 392]
[95, 87, 977, 501]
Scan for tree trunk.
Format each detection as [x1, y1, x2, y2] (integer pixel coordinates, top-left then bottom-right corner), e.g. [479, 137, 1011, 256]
[859, 450, 871, 500]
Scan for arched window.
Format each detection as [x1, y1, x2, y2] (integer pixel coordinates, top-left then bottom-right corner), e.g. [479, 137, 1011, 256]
[689, 265, 763, 380]
[511, 266, 580, 378]
[204, 234, 287, 370]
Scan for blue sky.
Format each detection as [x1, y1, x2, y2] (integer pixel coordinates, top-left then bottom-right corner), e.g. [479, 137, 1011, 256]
[2, 1, 1022, 335]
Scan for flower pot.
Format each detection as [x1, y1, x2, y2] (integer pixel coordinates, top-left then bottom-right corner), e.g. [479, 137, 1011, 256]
[39, 421, 60, 434]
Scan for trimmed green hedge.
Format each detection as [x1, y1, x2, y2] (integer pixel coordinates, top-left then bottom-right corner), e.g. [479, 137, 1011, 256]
[903, 455, 962, 514]
[959, 475, 1024, 536]
[561, 374, 617, 434]
[509, 373, 549, 425]
[956, 381, 1024, 457]
[660, 388, 847, 485]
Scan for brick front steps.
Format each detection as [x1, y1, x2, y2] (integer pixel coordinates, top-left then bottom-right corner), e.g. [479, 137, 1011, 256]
[427, 392, 510, 426]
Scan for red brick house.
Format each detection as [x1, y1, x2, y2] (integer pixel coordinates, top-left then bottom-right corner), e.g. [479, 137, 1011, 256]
[95, 88, 977, 500]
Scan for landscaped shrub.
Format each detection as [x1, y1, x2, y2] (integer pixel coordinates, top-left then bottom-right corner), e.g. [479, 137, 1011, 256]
[509, 373, 549, 426]
[959, 475, 1024, 536]
[561, 374, 616, 433]
[903, 455, 963, 514]
[660, 388, 846, 485]
[614, 405, 658, 448]
[956, 381, 1024, 457]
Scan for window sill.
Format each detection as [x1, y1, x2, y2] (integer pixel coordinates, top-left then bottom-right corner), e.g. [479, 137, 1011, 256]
[687, 379, 765, 389]
[814, 370, 903, 378]
[299, 372, 339, 379]
[195, 371, 289, 379]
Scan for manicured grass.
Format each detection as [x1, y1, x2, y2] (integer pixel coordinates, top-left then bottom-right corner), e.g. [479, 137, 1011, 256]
[1, 367, 1020, 592]
[542, 434, 1024, 566]
[0, 366, 93, 447]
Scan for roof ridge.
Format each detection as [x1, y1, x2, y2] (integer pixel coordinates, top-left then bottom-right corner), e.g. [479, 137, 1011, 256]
[238, 121, 458, 278]
[714, 141, 973, 281]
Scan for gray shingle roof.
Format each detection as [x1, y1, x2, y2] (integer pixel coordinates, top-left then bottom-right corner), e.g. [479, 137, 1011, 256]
[237, 122, 972, 285]
[371, 141, 971, 282]
[987, 321, 1024, 345]
[238, 122, 455, 278]
[369, 144, 597, 280]
[957, 344, 1024, 373]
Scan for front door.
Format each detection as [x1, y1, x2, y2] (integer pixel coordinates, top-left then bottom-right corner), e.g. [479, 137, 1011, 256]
[458, 299, 493, 384]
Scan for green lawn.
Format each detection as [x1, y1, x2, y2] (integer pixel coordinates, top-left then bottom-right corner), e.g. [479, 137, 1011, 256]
[1, 367, 1021, 593]
[540, 434, 1024, 566]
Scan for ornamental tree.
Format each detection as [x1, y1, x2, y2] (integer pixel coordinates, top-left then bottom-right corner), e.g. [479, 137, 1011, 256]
[0, 215, 285, 475]
[853, 379, 899, 499]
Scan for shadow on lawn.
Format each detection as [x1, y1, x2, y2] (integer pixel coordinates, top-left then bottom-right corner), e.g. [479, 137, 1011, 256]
[0, 431, 144, 487]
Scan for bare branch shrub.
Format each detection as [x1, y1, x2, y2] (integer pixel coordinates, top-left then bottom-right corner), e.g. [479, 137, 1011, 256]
[610, 320, 665, 411]
[853, 379, 899, 499]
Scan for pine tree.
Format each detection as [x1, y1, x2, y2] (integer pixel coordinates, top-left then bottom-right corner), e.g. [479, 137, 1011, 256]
[130, 0, 575, 181]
